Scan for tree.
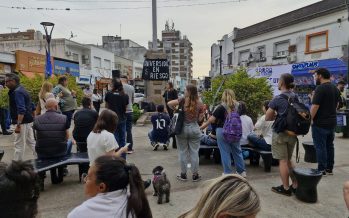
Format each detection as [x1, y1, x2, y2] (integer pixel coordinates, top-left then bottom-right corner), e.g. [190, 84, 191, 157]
[202, 68, 273, 122]
[19, 73, 83, 106]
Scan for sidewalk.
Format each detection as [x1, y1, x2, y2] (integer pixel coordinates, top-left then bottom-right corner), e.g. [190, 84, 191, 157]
[0, 125, 348, 218]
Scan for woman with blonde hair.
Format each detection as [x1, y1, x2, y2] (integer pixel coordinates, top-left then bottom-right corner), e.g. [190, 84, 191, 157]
[200, 89, 246, 176]
[168, 84, 204, 182]
[37, 81, 55, 115]
[178, 174, 260, 218]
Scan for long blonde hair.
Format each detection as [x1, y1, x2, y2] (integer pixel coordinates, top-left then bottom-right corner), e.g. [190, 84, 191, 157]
[39, 81, 53, 100]
[221, 89, 237, 112]
[179, 175, 260, 218]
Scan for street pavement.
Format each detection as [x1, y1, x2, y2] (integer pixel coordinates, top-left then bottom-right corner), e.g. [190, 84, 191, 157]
[1, 125, 349, 218]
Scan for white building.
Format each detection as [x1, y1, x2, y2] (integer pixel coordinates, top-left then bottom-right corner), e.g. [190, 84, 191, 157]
[210, 0, 349, 78]
[0, 36, 116, 85]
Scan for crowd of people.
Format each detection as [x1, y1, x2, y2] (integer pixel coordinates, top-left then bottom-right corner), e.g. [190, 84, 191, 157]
[0, 68, 349, 217]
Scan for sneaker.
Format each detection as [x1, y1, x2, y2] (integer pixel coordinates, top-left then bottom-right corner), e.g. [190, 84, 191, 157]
[176, 173, 188, 181]
[151, 141, 156, 147]
[163, 144, 168, 151]
[127, 149, 134, 154]
[1, 131, 13, 135]
[153, 143, 159, 151]
[321, 171, 327, 177]
[239, 171, 247, 178]
[271, 185, 292, 196]
[289, 184, 297, 194]
[192, 174, 202, 182]
[143, 179, 151, 189]
[326, 169, 333, 175]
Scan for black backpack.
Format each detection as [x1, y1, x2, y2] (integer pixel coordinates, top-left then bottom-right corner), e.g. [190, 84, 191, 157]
[273, 94, 311, 136]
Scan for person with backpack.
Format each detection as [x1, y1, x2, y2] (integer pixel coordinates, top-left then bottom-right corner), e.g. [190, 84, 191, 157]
[265, 73, 300, 196]
[168, 84, 204, 182]
[200, 89, 246, 177]
[311, 68, 341, 176]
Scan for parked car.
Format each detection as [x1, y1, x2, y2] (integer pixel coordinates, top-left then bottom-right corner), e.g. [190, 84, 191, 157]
[133, 93, 145, 108]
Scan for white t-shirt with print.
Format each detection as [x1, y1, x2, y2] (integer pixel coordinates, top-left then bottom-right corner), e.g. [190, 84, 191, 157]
[67, 190, 131, 218]
[87, 130, 119, 165]
[240, 115, 254, 146]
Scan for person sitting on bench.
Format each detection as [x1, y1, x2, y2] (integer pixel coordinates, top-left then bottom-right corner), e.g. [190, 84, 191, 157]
[73, 97, 98, 151]
[33, 98, 73, 175]
[200, 124, 217, 147]
[0, 160, 40, 218]
[148, 105, 171, 151]
[247, 100, 273, 151]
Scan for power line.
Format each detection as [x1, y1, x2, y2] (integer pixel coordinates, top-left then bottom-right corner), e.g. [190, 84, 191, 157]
[0, 0, 247, 11]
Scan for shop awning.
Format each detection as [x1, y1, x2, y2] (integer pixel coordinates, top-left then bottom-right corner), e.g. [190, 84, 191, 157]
[291, 59, 348, 76]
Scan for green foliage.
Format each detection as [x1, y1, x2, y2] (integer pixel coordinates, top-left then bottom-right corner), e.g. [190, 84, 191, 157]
[202, 68, 273, 122]
[132, 104, 143, 123]
[0, 88, 9, 109]
[19, 73, 83, 106]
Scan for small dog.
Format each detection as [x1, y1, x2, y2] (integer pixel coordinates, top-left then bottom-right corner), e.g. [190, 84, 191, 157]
[152, 166, 171, 204]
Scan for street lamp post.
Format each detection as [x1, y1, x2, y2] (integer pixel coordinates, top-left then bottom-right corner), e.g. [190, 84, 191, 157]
[218, 39, 223, 75]
[40, 22, 55, 79]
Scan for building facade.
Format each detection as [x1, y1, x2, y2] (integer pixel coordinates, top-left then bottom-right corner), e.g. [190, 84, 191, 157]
[0, 35, 115, 85]
[210, 0, 349, 79]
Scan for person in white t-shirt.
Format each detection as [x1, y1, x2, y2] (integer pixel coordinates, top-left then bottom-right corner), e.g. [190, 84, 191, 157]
[87, 109, 128, 165]
[68, 155, 153, 218]
[247, 100, 273, 151]
[238, 101, 254, 146]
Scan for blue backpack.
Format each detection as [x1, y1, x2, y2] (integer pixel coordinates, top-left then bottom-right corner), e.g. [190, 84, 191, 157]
[222, 105, 242, 143]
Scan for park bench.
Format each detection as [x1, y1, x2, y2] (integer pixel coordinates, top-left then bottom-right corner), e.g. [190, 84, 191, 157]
[199, 144, 221, 164]
[0, 150, 4, 161]
[32, 152, 89, 190]
[241, 145, 274, 172]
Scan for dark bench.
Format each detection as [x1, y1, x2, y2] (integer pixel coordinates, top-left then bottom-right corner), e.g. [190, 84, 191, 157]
[199, 144, 221, 164]
[32, 152, 89, 190]
[241, 145, 274, 172]
[0, 150, 4, 161]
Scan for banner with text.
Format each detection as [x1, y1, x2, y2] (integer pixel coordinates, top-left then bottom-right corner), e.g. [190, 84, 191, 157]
[142, 59, 169, 81]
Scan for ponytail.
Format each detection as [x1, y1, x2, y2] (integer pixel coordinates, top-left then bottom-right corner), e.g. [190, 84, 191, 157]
[94, 156, 152, 218]
[127, 164, 152, 218]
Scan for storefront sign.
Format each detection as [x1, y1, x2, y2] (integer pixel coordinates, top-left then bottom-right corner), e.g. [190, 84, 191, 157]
[54, 58, 80, 77]
[292, 61, 319, 71]
[142, 59, 169, 81]
[15, 50, 47, 74]
[248, 65, 292, 96]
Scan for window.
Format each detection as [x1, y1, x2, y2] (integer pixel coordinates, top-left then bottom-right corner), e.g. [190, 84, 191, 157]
[274, 41, 289, 58]
[104, 59, 111, 70]
[305, 31, 328, 54]
[72, 53, 79, 62]
[257, 46, 266, 60]
[227, 52, 233, 66]
[239, 50, 250, 63]
[94, 57, 101, 68]
[215, 59, 219, 70]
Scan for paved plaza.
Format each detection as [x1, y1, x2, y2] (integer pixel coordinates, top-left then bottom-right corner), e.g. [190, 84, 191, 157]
[1, 125, 349, 218]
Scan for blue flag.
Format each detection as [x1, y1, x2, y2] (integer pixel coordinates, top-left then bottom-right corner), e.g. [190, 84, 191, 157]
[45, 48, 52, 78]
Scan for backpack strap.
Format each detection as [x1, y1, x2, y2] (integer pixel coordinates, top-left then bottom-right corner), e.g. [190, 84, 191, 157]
[295, 137, 300, 163]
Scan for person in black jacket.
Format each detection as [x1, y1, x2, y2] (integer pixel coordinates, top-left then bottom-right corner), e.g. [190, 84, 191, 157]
[5, 73, 36, 161]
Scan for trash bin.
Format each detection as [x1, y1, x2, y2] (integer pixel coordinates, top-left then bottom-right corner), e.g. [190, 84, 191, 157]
[336, 109, 349, 138]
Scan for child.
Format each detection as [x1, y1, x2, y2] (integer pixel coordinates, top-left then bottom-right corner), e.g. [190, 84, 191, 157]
[148, 105, 171, 151]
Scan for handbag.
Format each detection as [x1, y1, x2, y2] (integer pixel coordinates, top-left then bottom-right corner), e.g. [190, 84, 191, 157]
[170, 100, 185, 135]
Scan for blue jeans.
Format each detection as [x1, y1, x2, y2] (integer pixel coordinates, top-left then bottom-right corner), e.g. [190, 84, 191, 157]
[312, 125, 335, 172]
[200, 134, 217, 147]
[148, 131, 170, 144]
[247, 133, 271, 151]
[126, 112, 133, 150]
[114, 120, 127, 159]
[216, 128, 245, 174]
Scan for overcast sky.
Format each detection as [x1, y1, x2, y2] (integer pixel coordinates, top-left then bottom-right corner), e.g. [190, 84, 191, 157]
[0, 0, 321, 77]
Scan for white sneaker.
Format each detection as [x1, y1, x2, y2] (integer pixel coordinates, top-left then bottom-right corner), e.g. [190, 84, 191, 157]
[239, 171, 247, 178]
[153, 143, 159, 151]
